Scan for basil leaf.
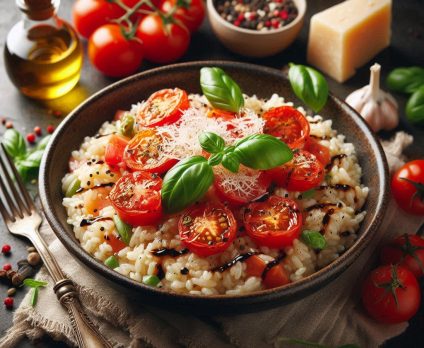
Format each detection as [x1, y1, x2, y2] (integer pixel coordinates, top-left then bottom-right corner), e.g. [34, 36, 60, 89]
[386, 67, 424, 94]
[222, 152, 240, 173]
[233, 134, 293, 170]
[23, 278, 48, 288]
[208, 152, 223, 166]
[301, 230, 326, 250]
[19, 150, 44, 168]
[406, 86, 424, 125]
[288, 63, 329, 112]
[35, 135, 52, 151]
[2, 129, 26, 159]
[200, 67, 244, 112]
[162, 156, 214, 213]
[199, 132, 225, 154]
[113, 214, 133, 245]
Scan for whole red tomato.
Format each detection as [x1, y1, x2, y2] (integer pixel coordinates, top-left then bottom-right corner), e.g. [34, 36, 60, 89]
[72, 0, 124, 39]
[160, 0, 205, 32]
[362, 265, 420, 324]
[381, 234, 424, 278]
[88, 24, 144, 77]
[136, 14, 190, 64]
[391, 160, 424, 215]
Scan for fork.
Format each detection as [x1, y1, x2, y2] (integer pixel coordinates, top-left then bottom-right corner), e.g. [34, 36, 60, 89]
[0, 144, 113, 348]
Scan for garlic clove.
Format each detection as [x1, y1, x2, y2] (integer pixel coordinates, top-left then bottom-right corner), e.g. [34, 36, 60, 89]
[345, 63, 399, 132]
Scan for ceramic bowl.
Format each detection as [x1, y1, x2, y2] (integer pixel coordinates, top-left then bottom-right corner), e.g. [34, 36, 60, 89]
[39, 61, 388, 313]
[207, 0, 306, 57]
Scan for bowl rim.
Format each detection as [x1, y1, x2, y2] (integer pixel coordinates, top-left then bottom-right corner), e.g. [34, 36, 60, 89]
[206, 0, 307, 36]
[39, 60, 389, 303]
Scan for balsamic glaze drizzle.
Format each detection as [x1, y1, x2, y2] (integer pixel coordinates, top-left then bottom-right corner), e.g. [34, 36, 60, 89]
[151, 248, 189, 257]
[75, 182, 114, 194]
[80, 216, 112, 227]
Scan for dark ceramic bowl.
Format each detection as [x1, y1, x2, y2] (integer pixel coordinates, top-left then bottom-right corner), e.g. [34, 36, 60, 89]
[39, 61, 389, 313]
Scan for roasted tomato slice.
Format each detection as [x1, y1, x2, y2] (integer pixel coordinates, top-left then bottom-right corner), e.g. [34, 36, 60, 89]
[304, 137, 331, 166]
[136, 88, 189, 127]
[105, 134, 129, 167]
[178, 203, 237, 257]
[268, 150, 324, 192]
[213, 168, 271, 206]
[243, 196, 302, 249]
[263, 106, 310, 149]
[123, 129, 178, 174]
[109, 171, 162, 226]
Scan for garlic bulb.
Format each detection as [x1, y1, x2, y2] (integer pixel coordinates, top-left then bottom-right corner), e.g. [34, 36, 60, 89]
[345, 63, 399, 132]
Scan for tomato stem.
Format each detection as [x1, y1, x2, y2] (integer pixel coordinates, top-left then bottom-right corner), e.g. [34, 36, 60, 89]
[394, 233, 424, 274]
[375, 264, 405, 309]
[399, 177, 424, 208]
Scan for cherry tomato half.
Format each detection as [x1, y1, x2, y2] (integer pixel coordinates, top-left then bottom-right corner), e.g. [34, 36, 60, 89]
[109, 171, 162, 226]
[362, 265, 420, 324]
[123, 129, 178, 174]
[268, 150, 324, 192]
[136, 14, 190, 64]
[391, 160, 424, 215]
[304, 137, 331, 166]
[381, 234, 424, 278]
[105, 135, 129, 167]
[243, 196, 302, 249]
[178, 203, 237, 257]
[214, 169, 271, 206]
[263, 106, 310, 149]
[160, 0, 205, 32]
[88, 24, 144, 78]
[136, 88, 189, 127]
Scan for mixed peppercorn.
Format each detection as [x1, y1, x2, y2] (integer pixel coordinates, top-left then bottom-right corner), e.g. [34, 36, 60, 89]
[215, 0, 298, 31]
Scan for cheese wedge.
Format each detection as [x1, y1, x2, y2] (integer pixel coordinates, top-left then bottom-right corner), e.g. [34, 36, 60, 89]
[307, 0, 392, 82]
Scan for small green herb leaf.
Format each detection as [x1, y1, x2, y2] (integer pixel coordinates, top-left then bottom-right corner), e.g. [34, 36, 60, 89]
[23, 278, 48, 288]
[119, 113, 135, 137]
[234, 134, 293, 170]
[2, 129, 27, 159]
[31, 287, 39, 307]
[208, 152, 223, 166]
[200, 67, 244, 112]
[161, 156, 214, 213]
[222, 152, 240, 173]
[65, 177, 81, 198]
[386, 67, 424, 94]
[105, 255, 119, 269]
[301, 230, 327, 250]
[288, 63, 329, 112]
[35, 135, 52, 151]
[18, 150, 44, 168]
[113, 214, 133, 245]
[199, 132, 225, 154]
[142, 275, 160, 287]
[406, 86, 424, 125]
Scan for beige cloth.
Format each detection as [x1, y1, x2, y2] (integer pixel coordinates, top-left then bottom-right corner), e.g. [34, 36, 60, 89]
[1, 132, 423, 348]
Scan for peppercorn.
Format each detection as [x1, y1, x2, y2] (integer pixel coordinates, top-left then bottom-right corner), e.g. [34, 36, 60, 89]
[3, 264, 12, 271]
[34, 126, 42, 136]
[4, 297, 13, 309]
[11, 273, 24, 287]
[5, 121, 13, 129]
[7, 288, 16, 297]
[27, 246, 36, 253]
[26, 133, 36, 144]
[46, 125, 55, 134]
[1, 244, 11, 254]
[27, 252, 41, 266]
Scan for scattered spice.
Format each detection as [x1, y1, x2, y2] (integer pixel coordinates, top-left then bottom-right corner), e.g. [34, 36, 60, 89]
[46, 124, 55, 134]
[27, 252, 41, 266]
[26, 133, 36, 144]
[0, 117, 6, 125]
[34, 126, 42, 136]
[3, 297, 14, 309]
[5, 121, 13, 129]
[214, 0, 298, 31]
[27, 246, 36, 253]
[3, 264, 12, 271]
[7, 288, 16, 297]
[1, 244, 11, 255]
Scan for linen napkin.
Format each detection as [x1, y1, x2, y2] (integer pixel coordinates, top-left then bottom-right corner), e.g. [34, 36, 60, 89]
[1, 131, 423, 348]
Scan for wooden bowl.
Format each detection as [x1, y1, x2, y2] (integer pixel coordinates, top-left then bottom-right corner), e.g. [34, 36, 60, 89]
[39, 61, 388, 313]
[207, 0, 306, 57]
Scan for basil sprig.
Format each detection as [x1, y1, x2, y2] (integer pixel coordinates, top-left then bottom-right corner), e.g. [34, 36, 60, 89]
[406, 86, 424, 125]
[288, 63, 329, 113]
[2, 129, 51, 182]
[22, 278, 48, 307]
[161, 132, 292, 213]
[113, 214, 133, 245]
[301, 230, 327, 250]
[386, 67, 424, 94]
[200, 67, 244, 113]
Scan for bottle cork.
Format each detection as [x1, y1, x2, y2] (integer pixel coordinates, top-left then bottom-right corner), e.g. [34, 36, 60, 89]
[17, 0, 59, 21]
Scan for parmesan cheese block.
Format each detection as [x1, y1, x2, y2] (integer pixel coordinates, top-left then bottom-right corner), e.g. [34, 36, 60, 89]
[307, 0, 392, 83]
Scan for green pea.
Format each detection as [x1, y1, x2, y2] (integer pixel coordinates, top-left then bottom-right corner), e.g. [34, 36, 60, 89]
[142, 275, 160, 287]
[104, 255, 119, 269]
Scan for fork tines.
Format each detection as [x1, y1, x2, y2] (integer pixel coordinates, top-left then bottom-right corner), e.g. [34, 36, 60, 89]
[0, 144, 34, 222]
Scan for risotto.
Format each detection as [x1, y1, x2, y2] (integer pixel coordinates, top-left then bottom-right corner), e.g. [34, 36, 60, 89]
[62, 88, 368, 295]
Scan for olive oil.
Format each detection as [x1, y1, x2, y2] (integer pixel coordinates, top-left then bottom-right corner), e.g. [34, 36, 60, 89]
[4, 0, 83, 100]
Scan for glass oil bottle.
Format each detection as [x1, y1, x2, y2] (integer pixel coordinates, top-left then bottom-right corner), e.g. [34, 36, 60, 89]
[4, 0, 83, 100]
